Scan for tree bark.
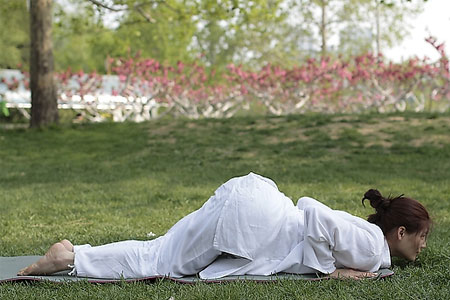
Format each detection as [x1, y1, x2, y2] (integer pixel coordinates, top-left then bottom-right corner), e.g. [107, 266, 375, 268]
[30, 0, 58, 128]
[320, 0, 327, 58]
[375, 0, 381, 57]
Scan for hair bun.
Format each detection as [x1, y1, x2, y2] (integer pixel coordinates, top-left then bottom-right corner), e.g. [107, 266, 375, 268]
[362, 189, 390, 211]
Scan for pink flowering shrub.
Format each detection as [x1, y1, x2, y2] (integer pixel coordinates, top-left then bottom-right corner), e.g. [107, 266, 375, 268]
[108, 53, 245, 118]
[1, 37, 449, 120]
[425, 37, 450, 104]
[226, 49, 446, 114]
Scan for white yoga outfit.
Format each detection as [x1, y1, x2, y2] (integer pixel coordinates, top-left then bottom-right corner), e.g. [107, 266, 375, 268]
[71, 172, 391, 279]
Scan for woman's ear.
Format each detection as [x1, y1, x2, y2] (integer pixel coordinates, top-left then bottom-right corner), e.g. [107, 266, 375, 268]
[397, 226, 407, 240]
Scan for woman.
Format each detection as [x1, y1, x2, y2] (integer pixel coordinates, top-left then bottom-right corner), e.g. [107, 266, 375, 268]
[18, 172, 431, 280]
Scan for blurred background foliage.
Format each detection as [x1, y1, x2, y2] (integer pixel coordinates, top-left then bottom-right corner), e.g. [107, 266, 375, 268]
[0, 0, 424, 74]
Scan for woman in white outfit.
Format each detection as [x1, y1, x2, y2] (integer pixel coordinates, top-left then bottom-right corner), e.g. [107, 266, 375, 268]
[18, 173, 431, 280]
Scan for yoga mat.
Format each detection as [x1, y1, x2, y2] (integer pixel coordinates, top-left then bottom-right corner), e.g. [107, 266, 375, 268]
[0, 256, 394, 284]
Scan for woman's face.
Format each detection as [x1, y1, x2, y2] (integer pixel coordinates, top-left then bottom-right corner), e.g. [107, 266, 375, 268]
[397, 229, 428, 261]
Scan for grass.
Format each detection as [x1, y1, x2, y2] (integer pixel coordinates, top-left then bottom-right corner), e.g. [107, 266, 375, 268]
[1, 112, 450, 299]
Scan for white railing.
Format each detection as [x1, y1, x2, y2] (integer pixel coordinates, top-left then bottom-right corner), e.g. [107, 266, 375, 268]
[0, 69, 162, 122]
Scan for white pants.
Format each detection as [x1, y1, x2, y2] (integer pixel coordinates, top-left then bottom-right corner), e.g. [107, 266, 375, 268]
[73, 239, 163, 279]
[73, 193, 225, 279]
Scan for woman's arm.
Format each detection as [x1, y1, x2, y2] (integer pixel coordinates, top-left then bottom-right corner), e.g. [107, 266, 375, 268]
[302, 205, 384, 275]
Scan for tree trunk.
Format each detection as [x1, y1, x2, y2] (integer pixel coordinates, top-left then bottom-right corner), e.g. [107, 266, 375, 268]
[320, 0, 327, 58]
[375, 0, 381, 57]
[30, 0, 58, 128]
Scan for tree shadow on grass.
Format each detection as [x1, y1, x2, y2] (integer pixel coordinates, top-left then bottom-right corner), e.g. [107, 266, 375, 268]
[1, 114, 450, 190]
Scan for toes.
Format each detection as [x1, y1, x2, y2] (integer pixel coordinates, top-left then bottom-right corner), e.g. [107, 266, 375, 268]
[60, 239, 74, 252]
[17, 265, 32, 276]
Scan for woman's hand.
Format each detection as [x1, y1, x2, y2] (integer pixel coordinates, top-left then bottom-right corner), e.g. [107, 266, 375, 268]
[329, 268, 378, 280]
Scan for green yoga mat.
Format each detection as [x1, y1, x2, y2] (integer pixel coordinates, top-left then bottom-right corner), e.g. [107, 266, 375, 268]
[0, 256, 394, 284]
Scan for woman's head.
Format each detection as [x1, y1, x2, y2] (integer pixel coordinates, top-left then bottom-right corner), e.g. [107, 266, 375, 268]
[362, 189, 431, 260]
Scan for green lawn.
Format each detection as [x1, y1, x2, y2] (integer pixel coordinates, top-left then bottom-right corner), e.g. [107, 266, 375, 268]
[1, 112, 449, 299]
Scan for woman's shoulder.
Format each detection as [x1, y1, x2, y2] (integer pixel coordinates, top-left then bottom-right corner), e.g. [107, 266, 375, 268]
[333, 210, 385, 241]
[296, 196, 332, 211]
[298, 198, 384, 237]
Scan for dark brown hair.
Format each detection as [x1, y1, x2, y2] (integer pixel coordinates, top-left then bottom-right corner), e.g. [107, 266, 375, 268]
[362, 189, 431, 235]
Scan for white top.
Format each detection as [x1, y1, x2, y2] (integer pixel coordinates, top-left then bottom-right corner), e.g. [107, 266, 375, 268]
[158, 172, 391, 279]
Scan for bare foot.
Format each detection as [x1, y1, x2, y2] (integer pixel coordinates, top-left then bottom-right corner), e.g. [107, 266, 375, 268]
[17, 242, 74, 276]
[329, 268, 378, 280]
[60, 239, 74, 252]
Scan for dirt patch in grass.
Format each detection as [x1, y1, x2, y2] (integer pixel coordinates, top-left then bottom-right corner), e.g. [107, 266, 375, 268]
[266, 114, 449, 149]
[325, 123, 355, 140]
[148, 122, 175, 136]
[356, 123, 393, 148]
[410, 134, 450, 148]
[333, 114, 450, 148]
[265, 135, 309, 145]
[147, 114, 450, 150]
[387, 116, 406, 122]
